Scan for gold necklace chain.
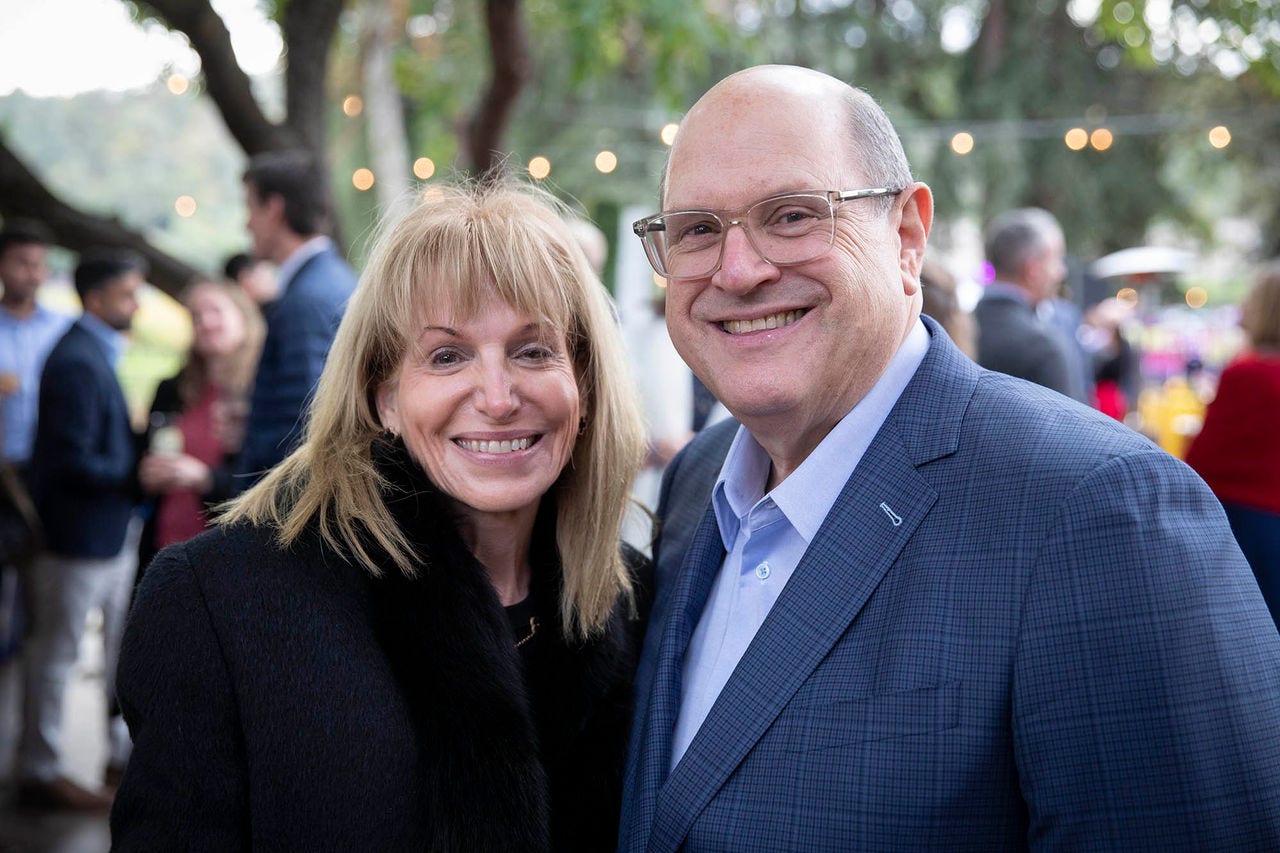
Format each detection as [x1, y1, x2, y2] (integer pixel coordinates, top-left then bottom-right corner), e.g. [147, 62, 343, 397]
[514, 616, 538, 649]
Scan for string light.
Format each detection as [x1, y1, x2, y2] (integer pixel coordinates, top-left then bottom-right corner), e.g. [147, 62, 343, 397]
[528, 156, 551, 180]
[950, 132, 974, 155]
[660, 123, 679, 146]
[595, 150, 618, 173]
[1064, 128, 1089, 150]
[174, 195, 196, 217]
[343, 95, 364, 117]
[413, 157, 436, 179]
[1090, 128, 1114, 150]
[1208, 126, 1231, 148]
[166, 74, 189, 95]
[352, 168, 375, 191]
[1184, 286, 1208, 309]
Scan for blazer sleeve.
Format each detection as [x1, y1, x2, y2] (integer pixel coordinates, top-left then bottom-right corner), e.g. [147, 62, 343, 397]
[1012, 447, 1280, 848]
[110, 545, 249, 851]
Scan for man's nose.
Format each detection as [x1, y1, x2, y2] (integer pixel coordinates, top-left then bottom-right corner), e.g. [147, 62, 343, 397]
[711, 223, 779, 292]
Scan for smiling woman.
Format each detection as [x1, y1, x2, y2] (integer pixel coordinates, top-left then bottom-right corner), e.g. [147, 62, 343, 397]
[109, 182, 650, 851]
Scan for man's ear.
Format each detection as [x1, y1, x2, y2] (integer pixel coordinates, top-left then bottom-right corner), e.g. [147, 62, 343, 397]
[375, 379, 401, 435]
[897, 182, 934, 296]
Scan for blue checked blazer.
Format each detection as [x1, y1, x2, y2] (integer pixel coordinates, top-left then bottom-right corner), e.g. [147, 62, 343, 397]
[619, 316, 1280, 852]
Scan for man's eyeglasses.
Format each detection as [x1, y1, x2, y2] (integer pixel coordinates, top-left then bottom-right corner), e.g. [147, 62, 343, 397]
[631, 187, 902, 280]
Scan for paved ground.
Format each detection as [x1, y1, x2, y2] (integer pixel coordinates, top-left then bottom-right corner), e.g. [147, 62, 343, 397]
[0, 624, 112, 853]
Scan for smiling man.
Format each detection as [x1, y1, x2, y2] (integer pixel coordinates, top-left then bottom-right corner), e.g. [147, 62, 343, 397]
[619, 65, 1280, 851]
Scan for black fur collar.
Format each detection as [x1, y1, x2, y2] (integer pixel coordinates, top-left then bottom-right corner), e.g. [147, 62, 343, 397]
[364, 437, 636, 852]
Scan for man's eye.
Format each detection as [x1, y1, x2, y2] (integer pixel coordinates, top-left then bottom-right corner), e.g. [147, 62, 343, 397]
[672, 217, 721, 243]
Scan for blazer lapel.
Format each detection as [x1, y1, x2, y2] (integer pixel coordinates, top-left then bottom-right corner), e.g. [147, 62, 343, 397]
[621, 506, 725, 853]
[647, 424, 939, 853]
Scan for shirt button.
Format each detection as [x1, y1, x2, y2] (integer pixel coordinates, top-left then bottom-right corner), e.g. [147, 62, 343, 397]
[755, 562, 771, 580]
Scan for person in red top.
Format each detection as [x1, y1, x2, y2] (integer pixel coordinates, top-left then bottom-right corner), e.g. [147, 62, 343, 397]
[1186, 264, 1280, 628]
[137, 281, 264, 571]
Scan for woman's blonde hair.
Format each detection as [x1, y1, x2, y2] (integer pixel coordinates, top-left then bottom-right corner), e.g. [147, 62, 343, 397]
[1243, 263, 1280, 351]
[220, 181, 647, 639]
[176, 280, 265, 405]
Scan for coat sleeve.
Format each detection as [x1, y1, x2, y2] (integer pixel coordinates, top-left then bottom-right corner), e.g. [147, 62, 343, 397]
[110, 544, 249, 851]
[1013, 447, 1280, 849]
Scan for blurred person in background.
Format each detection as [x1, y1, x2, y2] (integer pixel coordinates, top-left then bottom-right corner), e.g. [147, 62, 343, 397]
[1083, 297, 1136, 421]
[111, 183, 650, 850]
[239, 151, 355, 487]
[20, 249, 144, 811]
[1185, 264, 1280, 628]
[974, 208, 1088, 402]
[0, 220, 69, 781]
[919, 258, 975, 358]
[223, 251, 279, 311]
[137, 281, 264, 572]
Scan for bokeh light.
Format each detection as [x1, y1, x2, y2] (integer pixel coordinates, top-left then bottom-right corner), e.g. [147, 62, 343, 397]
[595, 150, 618, 174]
[1090, 128, 1114, 151]
[166, 74, 189, 95]
[342, 95, 364, 117]
[528, 156, 551, 180]
[653, 273, 667, 289]
[660, 123, 680, 146]
[352, 168, 375, 191]
[1209, 126, 1231, 149]
[413, 157, 436, 179]
[1184, 286, 1208, 309]
[1116, 287, 1139, 307]
[1064, 128, 1089, 150]
[950, 132, 974, 155]
[174, 195, 196, 217]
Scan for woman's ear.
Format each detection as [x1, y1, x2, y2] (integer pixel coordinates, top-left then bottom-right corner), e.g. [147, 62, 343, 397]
[375, 379, 401, 435]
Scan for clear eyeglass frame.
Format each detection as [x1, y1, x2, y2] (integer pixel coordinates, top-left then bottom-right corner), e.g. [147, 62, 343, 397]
[631, 186, 903, 280]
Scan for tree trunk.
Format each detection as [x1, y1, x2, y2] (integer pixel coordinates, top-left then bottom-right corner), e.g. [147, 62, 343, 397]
[361, 0, 413, 219]
[466, 0, 533, 178]
[0, 137, 201, 295]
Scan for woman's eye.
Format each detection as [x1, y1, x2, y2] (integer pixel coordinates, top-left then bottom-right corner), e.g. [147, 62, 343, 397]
[428, 349, 463, 367]
[516, 344, 555, 362]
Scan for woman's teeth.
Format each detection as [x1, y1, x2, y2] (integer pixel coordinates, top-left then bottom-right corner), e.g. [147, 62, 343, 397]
[456, 437, 533, 454]
[721, 309, 805, 335]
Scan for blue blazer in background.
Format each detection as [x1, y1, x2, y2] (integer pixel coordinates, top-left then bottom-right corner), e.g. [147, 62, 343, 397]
[620, 317, 1280, 851]
[240, 246, 355, 483]
[29, 320, 137, 559]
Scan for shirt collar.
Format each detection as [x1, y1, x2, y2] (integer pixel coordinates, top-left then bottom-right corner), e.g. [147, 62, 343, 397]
[78, 311, 128, 366]
[712, 318, 931, 548]
[276, 235, 332, 292]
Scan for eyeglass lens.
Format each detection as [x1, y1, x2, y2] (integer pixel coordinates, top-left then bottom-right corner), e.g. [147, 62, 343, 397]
[648, 194, 835, 279]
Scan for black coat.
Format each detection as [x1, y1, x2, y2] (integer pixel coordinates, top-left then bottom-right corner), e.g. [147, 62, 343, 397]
[111, 439, 648, 851]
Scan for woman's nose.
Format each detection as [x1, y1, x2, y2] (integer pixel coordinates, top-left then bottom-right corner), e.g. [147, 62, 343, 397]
[474, 361, 518, 419]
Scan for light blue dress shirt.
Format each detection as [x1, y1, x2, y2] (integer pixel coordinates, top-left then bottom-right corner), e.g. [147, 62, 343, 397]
[275, 235, 333, 293]
[670, 319, 931, 769]
[0, 303, 72, 464]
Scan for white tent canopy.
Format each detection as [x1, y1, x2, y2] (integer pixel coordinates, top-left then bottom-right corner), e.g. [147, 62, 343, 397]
[1090, 246, 1195, 279]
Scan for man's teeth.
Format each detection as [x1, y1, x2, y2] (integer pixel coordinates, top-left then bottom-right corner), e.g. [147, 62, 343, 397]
[457, 437, 533, 454]
[721, 309, 805, 335]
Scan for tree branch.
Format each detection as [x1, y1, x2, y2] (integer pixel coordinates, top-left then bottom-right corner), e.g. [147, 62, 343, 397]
[467, 0, 533, 178]
[0, 135, 202, 296]
[141, 0, 292, 155]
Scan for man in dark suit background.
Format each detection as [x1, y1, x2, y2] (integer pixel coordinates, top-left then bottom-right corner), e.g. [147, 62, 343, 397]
[239, 151, 355, 486]
[620, 65, 1280, 851]
[974, 207, 1088, 402]
[19, 250, 143, 811]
